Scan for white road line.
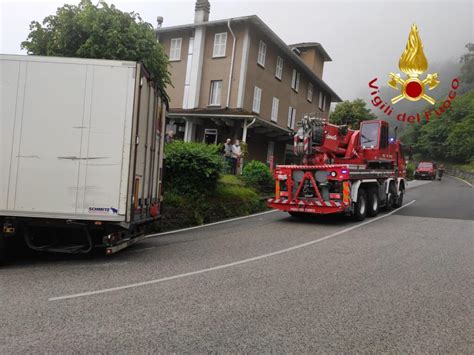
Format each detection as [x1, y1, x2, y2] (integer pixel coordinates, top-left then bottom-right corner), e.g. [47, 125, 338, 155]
[146, 180, 425, 239]
[407, 180, 432, 189]
[145, 209, 277, 238]
[448, 175, 473, 187]
[49, 200, 416, 302]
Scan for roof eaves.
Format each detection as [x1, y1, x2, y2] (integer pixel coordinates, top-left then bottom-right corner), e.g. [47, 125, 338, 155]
[157, 15, 342, 102]
[249, 17, 342, 102]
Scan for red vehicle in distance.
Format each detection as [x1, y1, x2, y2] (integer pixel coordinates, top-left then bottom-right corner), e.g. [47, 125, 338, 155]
[414, 161, 437, 180]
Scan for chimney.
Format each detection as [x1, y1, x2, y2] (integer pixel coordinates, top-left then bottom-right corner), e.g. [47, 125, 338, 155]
[156, 16, 163, 28]
[194, 0, 210, 23]
[155, 16, 164, 40]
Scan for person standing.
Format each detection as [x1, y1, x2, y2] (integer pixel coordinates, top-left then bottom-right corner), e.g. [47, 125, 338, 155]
[231, 139, 242, 174]
[224, 138, 233, 174]
[165, 131, 175, 144]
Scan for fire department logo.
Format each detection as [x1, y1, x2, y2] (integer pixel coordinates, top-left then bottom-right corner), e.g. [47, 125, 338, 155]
[388, 24, 440, 105]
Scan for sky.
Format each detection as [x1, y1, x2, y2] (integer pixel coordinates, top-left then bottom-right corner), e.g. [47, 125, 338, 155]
[1, 0, 473, 102]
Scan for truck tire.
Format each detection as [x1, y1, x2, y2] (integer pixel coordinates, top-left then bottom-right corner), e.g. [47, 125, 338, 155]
[312, 124, 324, 146]
[353, 189, 367, 221]
[385, 183, 397, 211]
[393, 189, 404, 208]
[0, 237, 6, 265]
[366, 188, 379, 217]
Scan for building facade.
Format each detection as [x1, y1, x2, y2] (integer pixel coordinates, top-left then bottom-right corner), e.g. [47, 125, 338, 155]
[156, 0, 342, 165]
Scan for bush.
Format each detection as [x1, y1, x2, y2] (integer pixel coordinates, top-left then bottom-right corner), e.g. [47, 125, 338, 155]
[219, 174, 245, 186]
[164, 141, 223, 194]
[160, 182, 266, 232]
[406, 162, 416, 180]
[242, 160, 274, 193]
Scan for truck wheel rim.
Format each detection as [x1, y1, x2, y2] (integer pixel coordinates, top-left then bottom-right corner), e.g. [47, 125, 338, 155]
[360, 198, 366, 215]
[373, 195, 378, 211]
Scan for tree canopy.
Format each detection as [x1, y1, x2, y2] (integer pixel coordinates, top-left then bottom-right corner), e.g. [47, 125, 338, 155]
[400, 44, 474, 164]
[401, 90, 474, 163]
[460, 43, 474, 86]
[329, 99, 377, 129]
[21, 0, 170, 94]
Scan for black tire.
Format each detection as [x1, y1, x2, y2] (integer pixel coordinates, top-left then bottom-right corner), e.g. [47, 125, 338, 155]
[312, 124, 324, 146]
[353, 189, 367, 221]
[393, 188, 404, 208]
[366, 188, 379, 217]
[0, 237, 6, 266]
[385, 183, 397, 211]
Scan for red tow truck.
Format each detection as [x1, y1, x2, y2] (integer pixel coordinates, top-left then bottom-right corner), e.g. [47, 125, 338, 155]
[268, 114, 406, 221]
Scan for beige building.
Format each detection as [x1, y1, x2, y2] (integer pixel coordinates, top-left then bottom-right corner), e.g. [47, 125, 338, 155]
[156, 0, 342, 164]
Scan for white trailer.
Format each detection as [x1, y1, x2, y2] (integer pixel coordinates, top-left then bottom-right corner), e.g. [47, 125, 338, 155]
[0, 54, 167, 260]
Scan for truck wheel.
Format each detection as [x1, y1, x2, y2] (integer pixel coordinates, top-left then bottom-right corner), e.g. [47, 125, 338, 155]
[393, 189, 404, 208]
[353, 189, 367, 221]
[385, 183, 397, 211]
[366, 189, 379, 217]
[312, 124, 324, 146]
[0, 237, 6, 265]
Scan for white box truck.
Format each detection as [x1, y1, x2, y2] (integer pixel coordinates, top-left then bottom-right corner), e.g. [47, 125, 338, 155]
[0, 54, 167, 261]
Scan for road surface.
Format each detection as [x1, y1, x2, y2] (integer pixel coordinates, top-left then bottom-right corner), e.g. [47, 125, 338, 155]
[1, 176, 473, 353]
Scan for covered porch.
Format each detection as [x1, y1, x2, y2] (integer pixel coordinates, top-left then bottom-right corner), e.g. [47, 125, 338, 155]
[167, 109, 293, 166]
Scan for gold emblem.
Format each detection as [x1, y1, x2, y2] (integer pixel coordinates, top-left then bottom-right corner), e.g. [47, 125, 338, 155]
[388, 24, 439, 105]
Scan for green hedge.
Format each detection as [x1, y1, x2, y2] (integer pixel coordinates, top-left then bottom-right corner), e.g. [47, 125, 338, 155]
[164, 141, 223, 194]
[406, 162, 416, 180]
[242, 160, 274, 193]
[160, 183, 266, 232]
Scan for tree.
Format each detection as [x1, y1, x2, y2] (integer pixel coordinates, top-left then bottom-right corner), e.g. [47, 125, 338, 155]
[460, 43, 474, 85]
[410, 90, 474, 163]
[21, 0, 170, 93]
[330, 99, 377, 129]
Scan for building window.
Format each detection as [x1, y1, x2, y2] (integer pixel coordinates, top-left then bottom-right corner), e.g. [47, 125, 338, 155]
[275, 56, 283, 80]
[287, 106, 296, 129]
[169, 38, 182, 61]
[318, 91, 324, 110]
[213, 32, 227, 58]
[209, 80, 223, 106]
[252, 86, 262, 114]
[291, 69, 300, 92]
[257, 40, 266, 67]
[307, 83, 313, 102]
[271, 97, 279, 122]
[322, 94, 327, 111]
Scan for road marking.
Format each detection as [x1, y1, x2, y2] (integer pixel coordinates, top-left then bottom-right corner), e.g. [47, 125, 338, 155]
[448, 175, 473, 187]
[407, 180, 432, 188]
[145, 209, 278, 238]
[49, 200, 416, 302]
[145, 180, 425, 239]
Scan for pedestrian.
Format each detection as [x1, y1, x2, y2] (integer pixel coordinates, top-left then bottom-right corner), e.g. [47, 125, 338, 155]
[231, 139, 242, 174]
[438, 163, 445, 180]
[224, 138, 233, 173]
[165, 131, 175, 144]
[408, 145, 414, 161]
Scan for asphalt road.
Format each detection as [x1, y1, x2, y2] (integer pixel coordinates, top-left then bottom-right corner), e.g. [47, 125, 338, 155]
[1, 176, 473, 353]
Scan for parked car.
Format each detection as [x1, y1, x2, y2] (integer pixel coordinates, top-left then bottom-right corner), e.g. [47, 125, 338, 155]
[414, 161, 437, 180]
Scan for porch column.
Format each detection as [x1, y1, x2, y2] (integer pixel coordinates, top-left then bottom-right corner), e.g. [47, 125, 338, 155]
[184, 118, 196, 142]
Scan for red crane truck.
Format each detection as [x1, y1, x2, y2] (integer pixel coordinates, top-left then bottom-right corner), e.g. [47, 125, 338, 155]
[267, 114, 406, 221]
